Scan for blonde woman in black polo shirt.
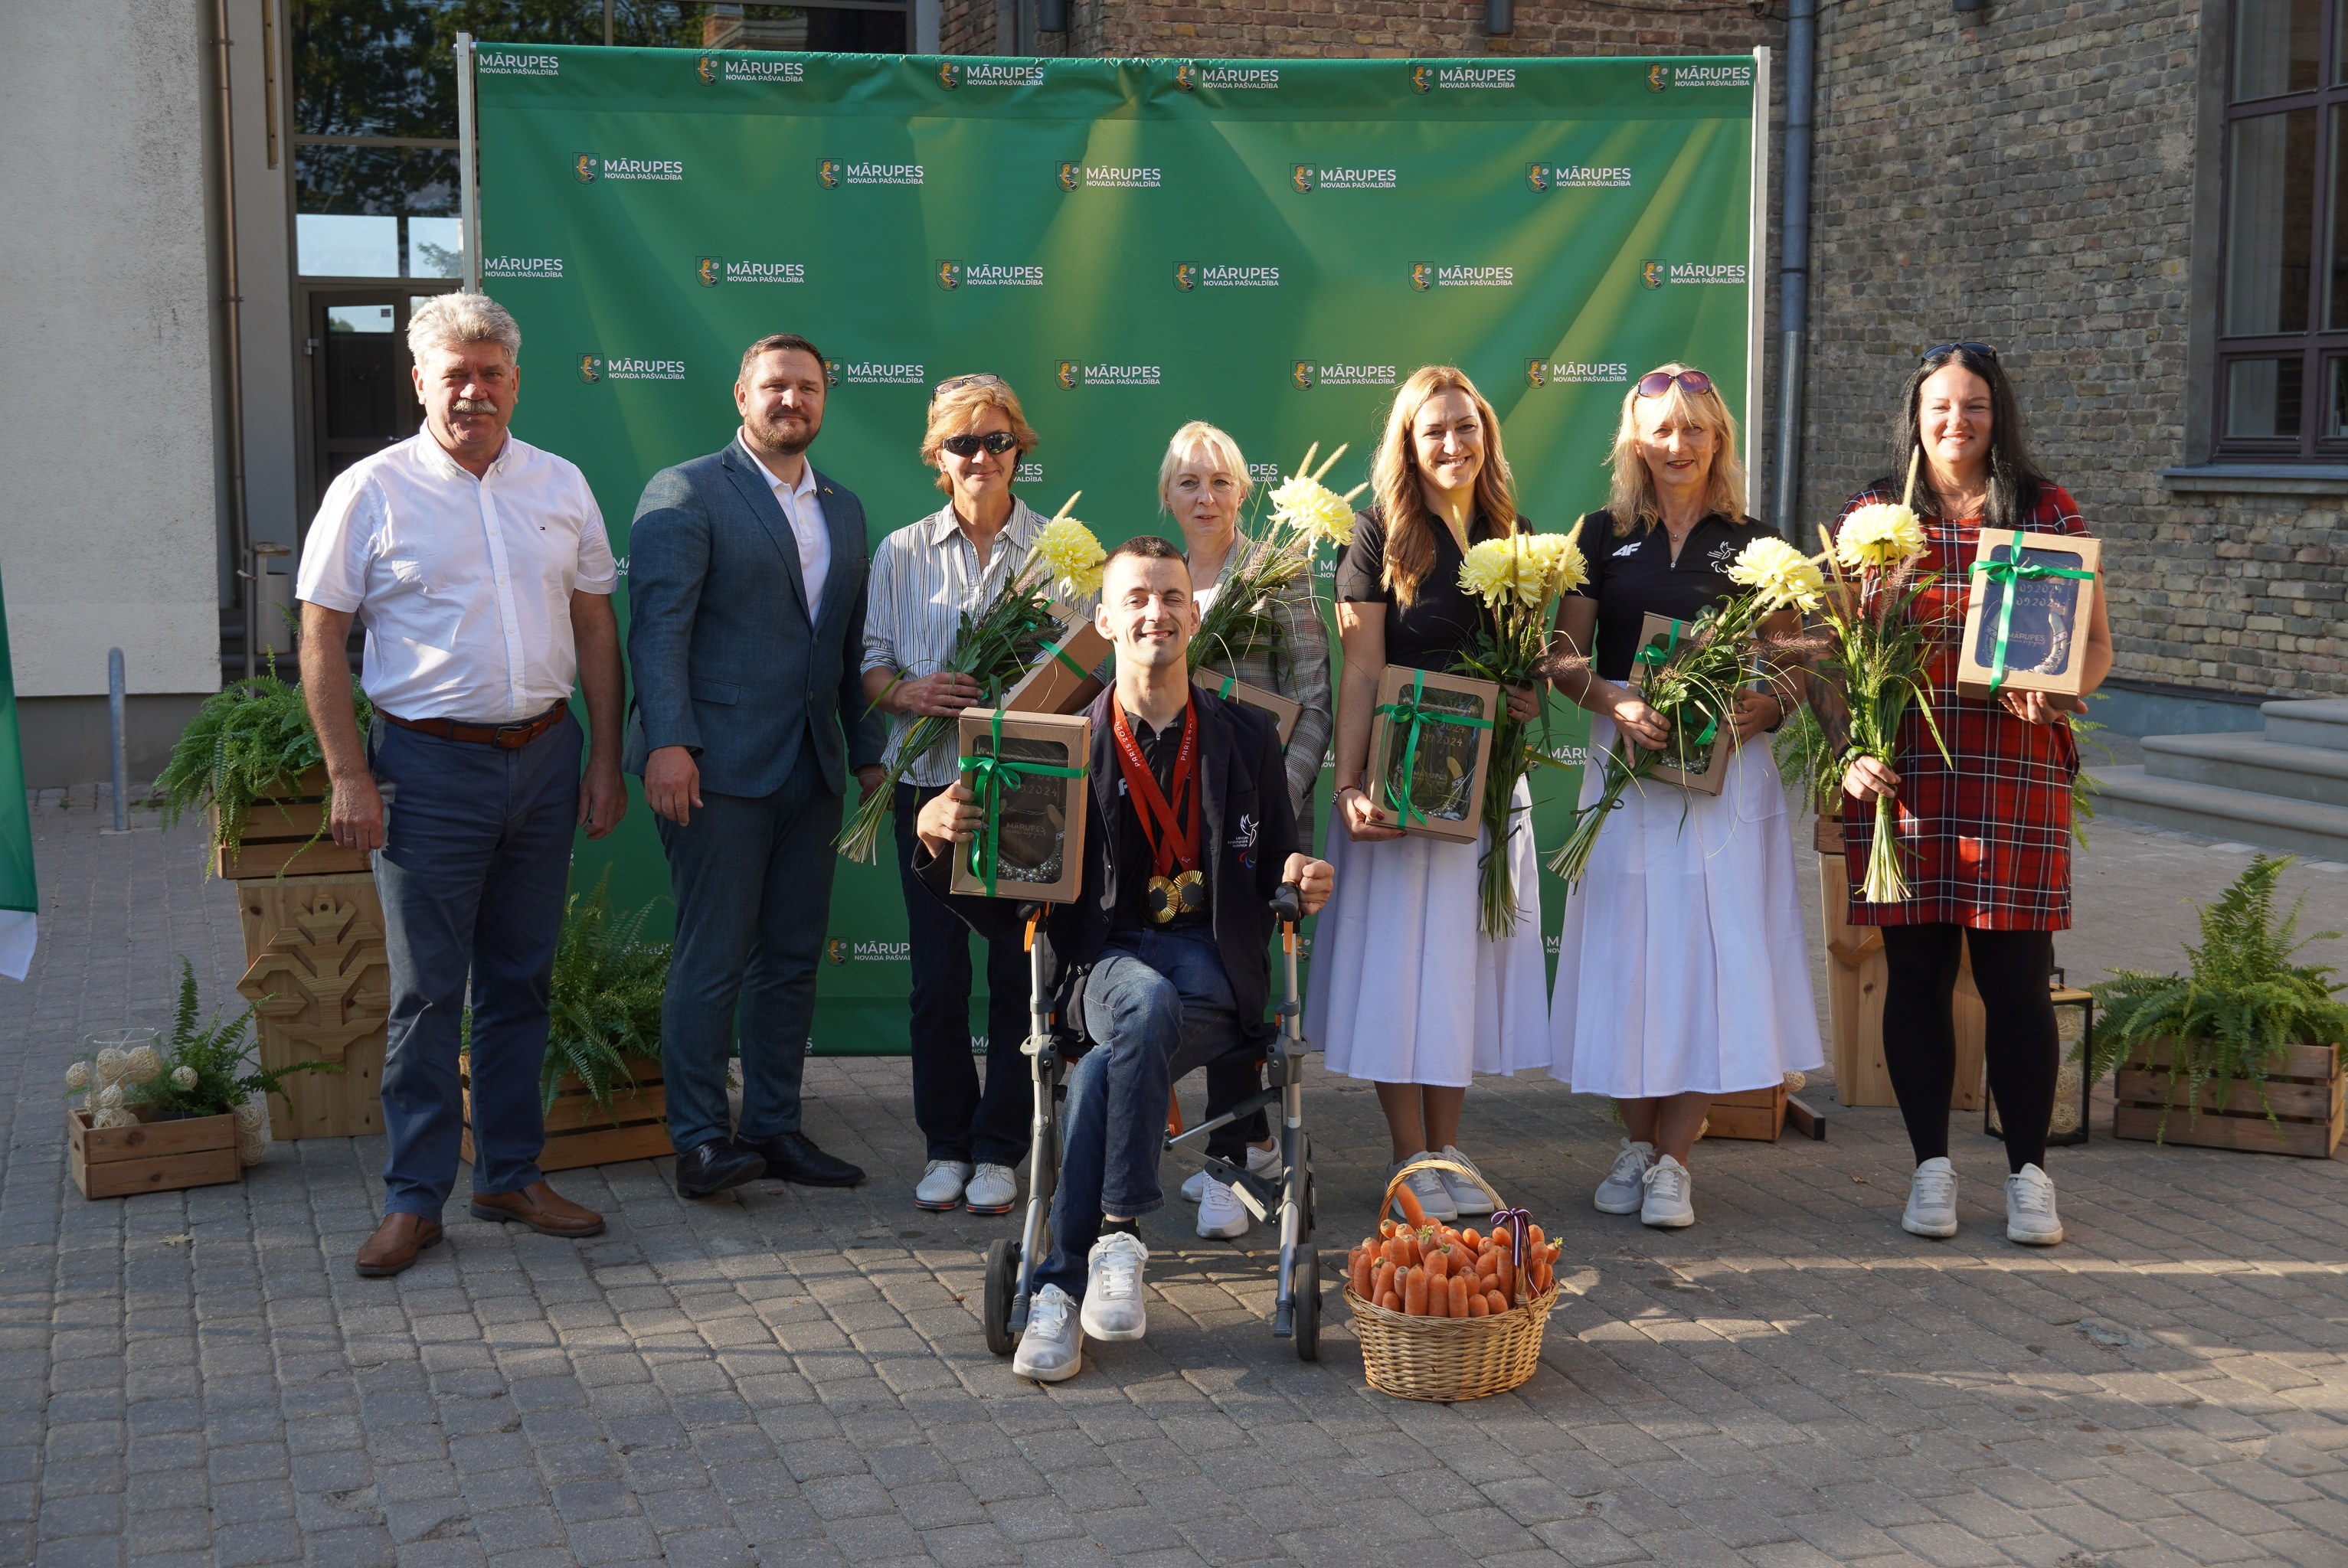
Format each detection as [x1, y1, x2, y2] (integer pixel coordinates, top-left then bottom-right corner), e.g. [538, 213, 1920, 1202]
[1544, 365, 1823, 1229]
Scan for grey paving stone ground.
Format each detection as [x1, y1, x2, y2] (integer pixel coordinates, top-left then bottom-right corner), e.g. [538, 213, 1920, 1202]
[6, 783, 2348, 1567]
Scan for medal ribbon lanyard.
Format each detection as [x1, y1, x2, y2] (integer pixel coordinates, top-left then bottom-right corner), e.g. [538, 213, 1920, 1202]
[1969, 549, 2095, 697]
[1110, 701, 1201, 913]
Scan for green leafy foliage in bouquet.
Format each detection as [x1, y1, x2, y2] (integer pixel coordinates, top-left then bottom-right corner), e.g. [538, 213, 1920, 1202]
[125, 957, 338, 1119]
[1189, 443, 1361, 677]
[2088, 854, 2348, 1141]
[155, 657, 373, 873]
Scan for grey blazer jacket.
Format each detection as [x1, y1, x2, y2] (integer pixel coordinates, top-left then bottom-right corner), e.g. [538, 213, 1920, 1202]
[622, 437, 885, 798]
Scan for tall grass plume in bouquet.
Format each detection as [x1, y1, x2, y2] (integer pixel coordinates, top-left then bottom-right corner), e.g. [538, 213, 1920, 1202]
[1542, 535, 1823, 891]
[836, 495, 1105, 864]
[1188, 443, 1362, 675]
[1453, 531, 1588, 936]
[1814, 452, 1949, 903]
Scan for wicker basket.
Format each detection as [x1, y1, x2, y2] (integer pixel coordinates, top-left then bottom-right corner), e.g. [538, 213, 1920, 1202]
[1343, 1158, 1562, 1402]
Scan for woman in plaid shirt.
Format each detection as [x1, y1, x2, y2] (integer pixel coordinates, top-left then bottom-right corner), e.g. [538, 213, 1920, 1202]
[1156, 421, 1333, 1242]
[1834, 344, 2112, 1250]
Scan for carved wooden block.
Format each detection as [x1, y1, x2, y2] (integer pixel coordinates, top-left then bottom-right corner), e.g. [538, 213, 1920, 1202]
[236, 872, 389, 1140]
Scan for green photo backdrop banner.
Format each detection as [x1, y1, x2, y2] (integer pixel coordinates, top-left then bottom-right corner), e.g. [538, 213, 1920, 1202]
[473, 46, 1761, 1055]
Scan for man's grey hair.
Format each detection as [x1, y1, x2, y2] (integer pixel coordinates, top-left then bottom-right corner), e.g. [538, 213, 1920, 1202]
[408, 292, 522, 364]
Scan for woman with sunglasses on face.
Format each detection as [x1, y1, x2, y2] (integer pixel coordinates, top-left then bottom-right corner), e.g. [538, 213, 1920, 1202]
[1833, 344, 2110, 1249]
[860, 374, 1051, 1219]
[1156, 420, 1333, 1240]
[1309, 366, 1549, 1225]
[1545, 366, 1823, 1230]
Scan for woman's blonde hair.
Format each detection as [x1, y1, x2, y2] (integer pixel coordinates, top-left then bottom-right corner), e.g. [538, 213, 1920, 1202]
[920, 376, 1040, 495]
[1370, 365, 1518, 607]
[1604, 364, 1746, 534]
[1156, 420, 1253, 515]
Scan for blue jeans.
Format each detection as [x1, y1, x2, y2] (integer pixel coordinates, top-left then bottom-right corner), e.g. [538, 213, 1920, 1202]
[371, 713, 580, 1220]
[1035, 927, 1251, 1299]
[894, 782, 1031, 1168]
[655, 746, 839, 1154]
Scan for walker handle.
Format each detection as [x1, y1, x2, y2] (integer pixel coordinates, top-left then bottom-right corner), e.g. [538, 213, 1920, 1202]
[1268, 883, 1302, 926]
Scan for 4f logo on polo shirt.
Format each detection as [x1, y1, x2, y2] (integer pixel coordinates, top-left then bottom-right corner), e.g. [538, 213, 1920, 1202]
[1612, 542, 1641, 557]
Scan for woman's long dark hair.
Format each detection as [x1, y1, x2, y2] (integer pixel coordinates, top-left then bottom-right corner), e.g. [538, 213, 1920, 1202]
[1876, 344, 2049, 525]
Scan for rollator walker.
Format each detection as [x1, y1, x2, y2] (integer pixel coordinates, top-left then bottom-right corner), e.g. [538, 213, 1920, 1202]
[982, 884, 1322, 1362]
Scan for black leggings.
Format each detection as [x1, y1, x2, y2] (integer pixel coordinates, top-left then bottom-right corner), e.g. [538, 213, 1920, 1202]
[1880, 924, 2059, 1174]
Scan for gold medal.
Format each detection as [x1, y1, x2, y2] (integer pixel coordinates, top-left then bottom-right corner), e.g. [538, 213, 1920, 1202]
[1146, 869, 1206, 923]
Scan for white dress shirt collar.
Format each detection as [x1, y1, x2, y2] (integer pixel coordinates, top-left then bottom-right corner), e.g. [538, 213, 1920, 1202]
[739, 431, 831, 611]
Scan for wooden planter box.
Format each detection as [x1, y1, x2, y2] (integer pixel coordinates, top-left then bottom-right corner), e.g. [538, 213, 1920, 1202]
[1702, 1085, 1787, 1141]
[214, 766, 374, 880]
[235, 871, 388, 1141]
[67, 1107, 240, 1199]
[462, 1067, 672, 1173]
[1817, 837, 1985, 1111]
[2114, 1041, 2344, 1158]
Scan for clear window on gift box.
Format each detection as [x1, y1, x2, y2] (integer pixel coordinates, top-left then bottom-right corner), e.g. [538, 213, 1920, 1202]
[1968, 544, 2088, 679]
[1379, 689, 1483, 826]
[972, 736, 1073, 886]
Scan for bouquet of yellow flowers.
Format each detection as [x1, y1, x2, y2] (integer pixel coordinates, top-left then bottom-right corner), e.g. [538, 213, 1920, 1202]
[1189, 443, 1362, 675]
[836, 496, 1106, 864]
[1452, 530, 1588, 937]
[1545, 535, 1822, 891]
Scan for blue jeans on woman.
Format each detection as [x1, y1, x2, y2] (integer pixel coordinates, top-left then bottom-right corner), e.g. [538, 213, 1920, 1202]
[1034, 926, 1253, 1299]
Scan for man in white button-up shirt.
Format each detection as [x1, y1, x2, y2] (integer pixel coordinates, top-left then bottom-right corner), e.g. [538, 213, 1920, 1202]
[297, 294, 627, 1279]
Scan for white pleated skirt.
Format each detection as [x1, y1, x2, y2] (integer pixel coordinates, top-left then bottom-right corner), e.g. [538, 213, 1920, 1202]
[1308, 776, 1549, 1086]
[1546, 716, 1824, 1099]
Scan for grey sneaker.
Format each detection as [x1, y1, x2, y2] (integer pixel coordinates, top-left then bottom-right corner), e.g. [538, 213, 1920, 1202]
[1594, 1139, 1656, 1215]
[1079, 1233, 1149, 1341]
[963, 1163, 1019, 1216]
[1903, 1157, 1959, 1238]
[1389, 1153, 1458, 1223]
[1437, 1145, 1496, 1216]
[1640, 1155, 1696, 1228]
[914, 1159, 973, 1211]
[1011, 1285, 1082, 1381]
[2005, 1163, 2063, 1246]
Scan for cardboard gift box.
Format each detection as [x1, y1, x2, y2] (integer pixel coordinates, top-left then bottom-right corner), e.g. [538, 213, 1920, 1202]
[1003, 602, 1110, 716]
[1956, 530, 2101, 702]
[1623, 611, 1737, 797]
[1363, 666, 1498, 843]
[1205, 673, 1302, 745]
[951, 708, 1091, 903]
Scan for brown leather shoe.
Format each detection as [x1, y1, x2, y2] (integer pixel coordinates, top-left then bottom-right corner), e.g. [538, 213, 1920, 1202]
[469, 1180, 606, 1237]
[355, 1213, 443, 1277]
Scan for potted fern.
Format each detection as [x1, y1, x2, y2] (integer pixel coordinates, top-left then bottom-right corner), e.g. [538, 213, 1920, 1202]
[2094, 854, 2348, 1157]
[460, 872, 675, 1172]
[155, 660, 374, 879]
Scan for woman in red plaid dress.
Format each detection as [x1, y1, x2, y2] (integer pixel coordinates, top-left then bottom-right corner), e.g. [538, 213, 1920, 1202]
[1831, 344, 2112, 1250]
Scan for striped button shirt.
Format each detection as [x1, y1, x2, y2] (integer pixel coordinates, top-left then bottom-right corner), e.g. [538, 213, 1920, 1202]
[862, 497, 1052, 787]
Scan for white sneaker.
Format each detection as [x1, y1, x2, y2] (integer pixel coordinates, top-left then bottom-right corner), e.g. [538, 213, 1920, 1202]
[1192, 1146, 1277, 1236]
[1594, 1139, 1656, 1215]
[1437, 1146, 1496, 1216]
[1181, 1141, 1277, 1203]
[963, 1163, 1019, 1216]
[1011, 1284, 1082, 1381]
[1079, 1232, 1149, 1341]
[1389, 1153, 1458, 1223]
[2006, 1163, 2064, 1246]
[1640, 1155, 1695, 1228]
[914, 1159, 973, 1211]
[1903, 1157, 1959, 1238]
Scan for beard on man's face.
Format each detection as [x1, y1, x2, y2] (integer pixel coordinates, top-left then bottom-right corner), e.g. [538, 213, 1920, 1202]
[750, 405, 819, 455]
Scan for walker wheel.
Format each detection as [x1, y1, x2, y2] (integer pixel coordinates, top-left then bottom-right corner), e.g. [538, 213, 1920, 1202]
[1292, 1245, 1320, 1362]
[983, 1238, 1019, 1358]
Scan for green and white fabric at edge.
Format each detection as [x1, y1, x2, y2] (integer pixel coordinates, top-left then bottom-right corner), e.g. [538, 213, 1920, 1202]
[0, 565, 38, 980]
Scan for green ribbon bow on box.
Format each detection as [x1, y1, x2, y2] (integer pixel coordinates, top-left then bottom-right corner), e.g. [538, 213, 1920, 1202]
[1633, 620, 1720, 751]
[1372, 668, 1494, 827]
[1970, 550, 2096, 697]
[957, 708, 1085, 897]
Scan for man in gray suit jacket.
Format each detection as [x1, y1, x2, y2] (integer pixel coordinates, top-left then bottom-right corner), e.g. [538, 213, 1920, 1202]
[624, 332, 885, 1197]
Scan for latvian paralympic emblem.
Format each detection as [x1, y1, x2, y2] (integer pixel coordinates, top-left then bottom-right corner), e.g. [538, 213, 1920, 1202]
[937, 260, 961, 290]
[1647, 63, 1671, 91]
[1057, 361, 1079, 389]
[939, 60, 960, 89]
[819, 159, 840, 188]
[1526, 358, 1547, 388]
[1411, 263, 1434, 291]
[1173, 263, 1198, 291]
[1174, 61, 1198, 91]
[574, 153, 597, 183]
[1411, 64, 1434, 93]
[697, 257, 721, 287]
[1293, 361, 1315, 390]
[577, 354, 601, 383]
[1293, 165, 1314, 193]
[1527, 162, 1549, 192]
[1642, 260, 1667, 288]
[1058, 162, 1081, 191]
[696, 55, 718, 84]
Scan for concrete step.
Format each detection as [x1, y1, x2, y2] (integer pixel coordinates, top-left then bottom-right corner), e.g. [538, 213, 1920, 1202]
[2089, 766, 2348, 862]
[2262, 698, 2348, 752]
[2143, 732, 2348, 810]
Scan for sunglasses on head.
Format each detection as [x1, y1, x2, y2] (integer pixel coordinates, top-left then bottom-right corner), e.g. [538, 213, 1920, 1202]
[934, 372, 1006, 399]
[1635, 369, 1713, 398]
[940, 430, 1019, 457]
[1920, 341, 1998, 364]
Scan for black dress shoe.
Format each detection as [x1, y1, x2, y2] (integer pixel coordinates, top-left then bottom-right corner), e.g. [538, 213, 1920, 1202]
[675, 1139, 766, 1199]
[747, 1130, 865, 1187]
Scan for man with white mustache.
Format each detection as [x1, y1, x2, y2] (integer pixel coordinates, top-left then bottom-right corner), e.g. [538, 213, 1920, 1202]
[299, 293, 628, 1278]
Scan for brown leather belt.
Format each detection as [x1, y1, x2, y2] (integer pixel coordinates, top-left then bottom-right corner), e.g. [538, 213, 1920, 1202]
[382, 702, 568, 750]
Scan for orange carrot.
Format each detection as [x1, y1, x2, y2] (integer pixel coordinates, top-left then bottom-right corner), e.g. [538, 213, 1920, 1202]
[1378, 1289, 1401, 1312]
[1529, 1223, 1545, 1248]
[1426, 1276, 1449, 1318]
[1373, 1259, 1397, 1302]
[1448, 1276, 1470, 1318]
[1460, 1227, 1483, 1251]
[1403, 1267, 1428, 1316]
[1398, 1231, 1421, 1267]
[1486, 1289, 1508, 1315]
[1424, 1246, 1449, 1282]
[1395, 1182, 1427, 1227]
[1466, 1290, 1488, 1318]
[1351, 1253, 1373, 1298]
[1494, 1251, 1515, 1298]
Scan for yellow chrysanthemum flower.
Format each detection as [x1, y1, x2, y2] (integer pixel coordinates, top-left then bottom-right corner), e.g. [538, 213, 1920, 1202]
[1031, 517, 1107, 598]
[1267, 475, 1359, 547]
[1527, 532, 1589, 597]
[1726, 535, 1826, 612]
[1835, 502, 1926, 572]
[1458, 537, 1554, 609]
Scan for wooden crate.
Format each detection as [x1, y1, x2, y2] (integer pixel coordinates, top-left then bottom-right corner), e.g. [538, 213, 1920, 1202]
[1703, 1085, 1787, 1141]
[2113, 1041, 2344, 1158]
[214, 766, 374, 879]
[235, 872, 388, 1140]
[462, 1068, 672, 1173]
[67, 1107, 240, 1199]
[1817, 841, 1984, 1111]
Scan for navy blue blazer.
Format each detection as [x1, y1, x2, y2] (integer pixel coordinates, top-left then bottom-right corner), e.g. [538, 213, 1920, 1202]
[622, 437, 885, 798]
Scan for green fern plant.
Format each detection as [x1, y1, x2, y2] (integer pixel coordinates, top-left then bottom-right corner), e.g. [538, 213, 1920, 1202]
[2087, 854, 2348, 1142]
[115, 957, 338, 1118]
[155, 657, 373, 872]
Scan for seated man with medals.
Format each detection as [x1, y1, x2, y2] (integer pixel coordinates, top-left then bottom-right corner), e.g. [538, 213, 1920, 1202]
[913, 534, 1335, 1382]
